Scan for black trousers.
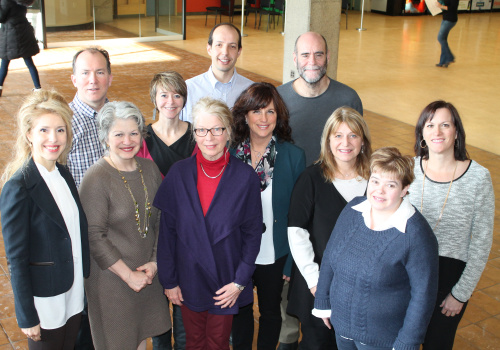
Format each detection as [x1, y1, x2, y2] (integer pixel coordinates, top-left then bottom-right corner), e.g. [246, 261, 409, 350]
[232, 255, 287, 350]
[298, 313, 337, 350]
[28, 313, 81, 350]
[422, 291, 468, 350]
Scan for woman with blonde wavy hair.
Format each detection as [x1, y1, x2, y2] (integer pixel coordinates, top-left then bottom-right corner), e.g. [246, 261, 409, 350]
[286, 106, 371, 349]
[0, 90, 90, 349]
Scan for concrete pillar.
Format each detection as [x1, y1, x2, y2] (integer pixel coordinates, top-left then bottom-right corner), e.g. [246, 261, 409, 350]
[282, 0, 341, 84]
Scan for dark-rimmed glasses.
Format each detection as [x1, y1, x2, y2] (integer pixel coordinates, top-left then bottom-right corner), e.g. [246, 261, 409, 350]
[194, 127, 226, 137]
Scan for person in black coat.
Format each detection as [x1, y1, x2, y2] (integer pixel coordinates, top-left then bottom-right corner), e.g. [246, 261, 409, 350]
[0, 90, 89, 350]
[0, 0, 41, 97]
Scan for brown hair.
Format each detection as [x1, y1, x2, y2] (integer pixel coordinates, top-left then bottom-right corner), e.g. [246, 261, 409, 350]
[149, 71, 188, 113]
[414, 100, 469, 161]
[72, 46, 111, 74]
[370, 147, 415, 189]
[231, 82, 292, 146]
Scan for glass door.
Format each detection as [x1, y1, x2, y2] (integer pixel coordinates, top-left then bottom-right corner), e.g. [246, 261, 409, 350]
[40, 0, 184, 48]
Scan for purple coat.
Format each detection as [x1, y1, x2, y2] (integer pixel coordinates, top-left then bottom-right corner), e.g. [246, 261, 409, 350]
[154, 155, 263, 315]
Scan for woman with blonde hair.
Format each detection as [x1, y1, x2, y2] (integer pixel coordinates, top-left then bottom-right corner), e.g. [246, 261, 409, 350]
[287, 106, 371, 349]
[0, 90, 89, 349]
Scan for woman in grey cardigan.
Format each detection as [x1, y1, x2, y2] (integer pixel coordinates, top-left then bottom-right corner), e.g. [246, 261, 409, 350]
[409, 100, 494, 350]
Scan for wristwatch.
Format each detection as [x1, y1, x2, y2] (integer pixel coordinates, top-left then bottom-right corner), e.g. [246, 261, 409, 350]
[233, 282, 245, 291]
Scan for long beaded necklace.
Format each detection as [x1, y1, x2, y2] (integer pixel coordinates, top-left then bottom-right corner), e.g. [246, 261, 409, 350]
[420, 160, 457, 231]
[109, 156, 151, 238]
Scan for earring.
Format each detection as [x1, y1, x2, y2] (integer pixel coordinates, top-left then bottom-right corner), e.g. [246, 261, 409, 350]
[245, 119, 248, 124]
[420, 139, 427, 149]
[361, 146, 364, 154]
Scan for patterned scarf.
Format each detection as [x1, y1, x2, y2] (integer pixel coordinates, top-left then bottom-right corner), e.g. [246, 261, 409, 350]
[235, 136, 276, 192]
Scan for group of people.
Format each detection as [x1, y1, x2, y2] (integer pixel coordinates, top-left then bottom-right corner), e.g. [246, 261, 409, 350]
[0, 21, 494, 350]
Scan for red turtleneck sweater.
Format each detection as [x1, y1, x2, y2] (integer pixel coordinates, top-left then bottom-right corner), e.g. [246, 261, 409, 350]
[196, 148, 228, 216]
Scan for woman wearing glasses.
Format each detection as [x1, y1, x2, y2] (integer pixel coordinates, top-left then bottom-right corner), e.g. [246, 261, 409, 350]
[154, 97, 263, 350]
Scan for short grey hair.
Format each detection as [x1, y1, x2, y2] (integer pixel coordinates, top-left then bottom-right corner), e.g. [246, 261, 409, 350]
[191, 97, 233, 143]
[97, 101, 146, 153]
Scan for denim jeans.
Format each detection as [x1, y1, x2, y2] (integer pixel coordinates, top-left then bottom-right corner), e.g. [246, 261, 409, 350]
[153, 304, 186, 350]
[0, 57, 41, 88]
[437, 20, 456, 65]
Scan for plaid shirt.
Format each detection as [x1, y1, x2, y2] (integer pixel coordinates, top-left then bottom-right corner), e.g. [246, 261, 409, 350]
[67, 93, 107, 188]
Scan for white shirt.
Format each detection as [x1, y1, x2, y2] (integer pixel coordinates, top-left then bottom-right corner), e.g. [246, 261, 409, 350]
[256, 181, 275, 264]
[33, 163, 84, 329]
[353, 196, 415, 232]
[333, 177, 367, 202]
[180, 67, 253, 122]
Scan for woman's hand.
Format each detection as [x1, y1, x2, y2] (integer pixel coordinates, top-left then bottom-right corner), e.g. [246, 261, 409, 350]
[310, 286, 317, 297]
[136, 262, 157, 284]
[166, 286, 184, 306]
[214, 283, 242, 309]
[22, 324, 41, 341]
[282, 274, 290, 282]
[321, 317, 332, 329]
[125, 270, 150, 292]
[440, 293, 464, 317]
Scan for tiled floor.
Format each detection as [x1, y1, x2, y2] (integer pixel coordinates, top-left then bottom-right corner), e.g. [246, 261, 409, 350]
[0, 12, 499, 350]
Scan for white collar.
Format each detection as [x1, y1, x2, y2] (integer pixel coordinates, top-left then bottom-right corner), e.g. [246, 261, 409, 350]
[352, 196, 415, 233]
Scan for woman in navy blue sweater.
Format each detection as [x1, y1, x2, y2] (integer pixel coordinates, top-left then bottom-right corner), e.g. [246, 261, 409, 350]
[314, 147, 439, 350]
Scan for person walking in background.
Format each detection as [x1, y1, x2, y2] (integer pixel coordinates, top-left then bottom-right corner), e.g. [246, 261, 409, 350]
[79, 101, 171, 350]
[435, 0, 459, 68]
[0, 0, 41, 97]
[230, 82, 306, 350]
[409, 101, 494, 349]
[0, 90, 89, 349]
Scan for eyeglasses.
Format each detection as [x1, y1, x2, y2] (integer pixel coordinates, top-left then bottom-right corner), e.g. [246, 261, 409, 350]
[194, 127, 226, 137]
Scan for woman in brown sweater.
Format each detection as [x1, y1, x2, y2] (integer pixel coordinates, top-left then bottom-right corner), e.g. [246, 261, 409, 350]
[79, 101, 171, 350]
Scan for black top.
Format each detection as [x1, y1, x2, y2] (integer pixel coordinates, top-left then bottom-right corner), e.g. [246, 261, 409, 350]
[287, 163, 349, 319]
[442, 0, 459, 22]
[145, 123, 195, 176]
